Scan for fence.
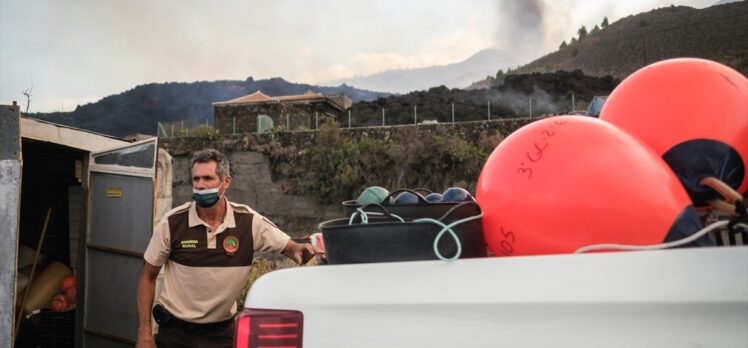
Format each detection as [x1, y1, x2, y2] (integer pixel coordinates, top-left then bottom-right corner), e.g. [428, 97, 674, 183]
[158, 97, 588, 137]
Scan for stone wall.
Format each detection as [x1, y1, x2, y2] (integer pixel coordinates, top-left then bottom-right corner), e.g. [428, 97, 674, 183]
[215, 101, 343, 135]
[160, 118, 537, 237]
[215, 103, 307, 134]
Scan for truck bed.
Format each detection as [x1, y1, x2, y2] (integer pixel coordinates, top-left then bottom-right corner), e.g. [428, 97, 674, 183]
[245, 246, 748, 347]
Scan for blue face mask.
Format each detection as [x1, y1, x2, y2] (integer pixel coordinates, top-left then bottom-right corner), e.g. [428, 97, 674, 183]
[192, 185, 223, 208]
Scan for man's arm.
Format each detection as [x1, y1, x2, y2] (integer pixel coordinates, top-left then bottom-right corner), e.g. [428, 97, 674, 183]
[136, 261, 162, 348]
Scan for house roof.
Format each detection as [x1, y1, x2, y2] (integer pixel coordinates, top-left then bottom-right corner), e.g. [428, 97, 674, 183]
[213, 90, 341, 110]
[213, 91, 273, 105]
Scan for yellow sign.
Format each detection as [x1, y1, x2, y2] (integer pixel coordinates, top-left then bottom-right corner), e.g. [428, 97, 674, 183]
[105, 187, 123, 198]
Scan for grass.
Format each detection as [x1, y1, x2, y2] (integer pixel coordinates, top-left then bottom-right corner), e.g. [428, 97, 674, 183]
[236, 257, 320, 309]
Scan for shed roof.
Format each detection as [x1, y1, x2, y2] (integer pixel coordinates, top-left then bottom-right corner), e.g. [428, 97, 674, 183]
[21, 117, 128, 152]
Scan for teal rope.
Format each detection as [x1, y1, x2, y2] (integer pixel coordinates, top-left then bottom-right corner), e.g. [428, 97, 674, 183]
[349, 208, 405, 225]
[414, 212, 483, 261]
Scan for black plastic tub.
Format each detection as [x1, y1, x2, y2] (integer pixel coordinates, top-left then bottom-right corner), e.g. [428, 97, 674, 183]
[342, 188, 473, 219]
[321, 202, 487, 264]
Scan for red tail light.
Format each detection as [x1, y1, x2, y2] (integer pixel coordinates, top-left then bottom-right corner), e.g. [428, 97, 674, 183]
[235, 308, 303, 348]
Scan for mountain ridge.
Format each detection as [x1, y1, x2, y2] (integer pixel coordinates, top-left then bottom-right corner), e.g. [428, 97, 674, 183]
[325, 49, 521, 94]
[512, 2, 748, 79]
[33, 77, 390, 137]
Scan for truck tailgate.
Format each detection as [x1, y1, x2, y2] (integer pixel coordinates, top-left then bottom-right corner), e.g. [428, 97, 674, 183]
[245, 246, 748, 348]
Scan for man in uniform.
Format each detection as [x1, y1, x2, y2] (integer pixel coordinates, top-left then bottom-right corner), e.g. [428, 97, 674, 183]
[136, 148, 319, 348]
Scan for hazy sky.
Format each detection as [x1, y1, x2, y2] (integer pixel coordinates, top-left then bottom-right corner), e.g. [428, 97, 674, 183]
[0, 0, 717, 112]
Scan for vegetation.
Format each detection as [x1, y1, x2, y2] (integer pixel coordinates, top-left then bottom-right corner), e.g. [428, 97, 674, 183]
[577, 25, 588, 41]
[261, 121, 502, 204]
[602, 16, 609, 27]
[236, 258, 299, 309]
[494, 69, 506, 86]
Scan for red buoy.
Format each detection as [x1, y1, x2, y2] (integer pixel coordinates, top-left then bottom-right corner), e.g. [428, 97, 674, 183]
[476, 116, 703, 256]
[600, 58, 748, 206]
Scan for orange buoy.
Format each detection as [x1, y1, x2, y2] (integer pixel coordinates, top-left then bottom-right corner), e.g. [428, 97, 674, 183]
[600, 58, 748, 206]
[50, 294, 69, 312]
[60, 275, 76, 291]
[476, 116, 708, 257]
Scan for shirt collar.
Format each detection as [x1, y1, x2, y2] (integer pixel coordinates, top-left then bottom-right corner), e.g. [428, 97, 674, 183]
[188, 197, 237, 228]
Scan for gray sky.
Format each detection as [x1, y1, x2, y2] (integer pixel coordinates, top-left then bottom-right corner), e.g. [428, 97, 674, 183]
[0, 0, 716, 112]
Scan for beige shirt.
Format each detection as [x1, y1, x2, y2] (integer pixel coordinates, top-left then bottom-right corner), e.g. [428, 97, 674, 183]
[144, 198, 291, 323]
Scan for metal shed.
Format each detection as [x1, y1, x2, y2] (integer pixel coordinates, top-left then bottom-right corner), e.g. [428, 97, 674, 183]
[1, 104, 172, 347]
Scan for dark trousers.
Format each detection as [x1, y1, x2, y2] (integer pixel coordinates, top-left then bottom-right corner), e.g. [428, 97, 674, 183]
[155, 321, 234, 348]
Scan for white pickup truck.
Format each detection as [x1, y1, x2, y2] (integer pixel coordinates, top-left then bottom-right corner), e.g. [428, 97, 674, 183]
[236, 245, 748, 348]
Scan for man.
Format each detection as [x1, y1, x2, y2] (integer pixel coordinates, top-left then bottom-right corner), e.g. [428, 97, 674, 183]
[136, 148, 318, 348]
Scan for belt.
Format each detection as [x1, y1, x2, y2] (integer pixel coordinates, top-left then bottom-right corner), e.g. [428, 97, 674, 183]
[168, 316, 234, 333]
[153, 304, 234, 332]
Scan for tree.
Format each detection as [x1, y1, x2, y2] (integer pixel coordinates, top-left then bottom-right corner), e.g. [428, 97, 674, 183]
[495, 69, 506, 86]
[559, 40, 567, 49]
[592, 24, 600, 33]
[602, 17, 609, 27]
[22, 83, 33, 113]
[577, 25, 588, 41]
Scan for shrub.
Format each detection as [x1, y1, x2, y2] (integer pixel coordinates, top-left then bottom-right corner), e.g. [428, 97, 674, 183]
[276, 123, 495, 204]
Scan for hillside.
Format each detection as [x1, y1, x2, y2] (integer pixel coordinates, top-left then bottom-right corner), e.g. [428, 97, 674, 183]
[343, 70, 619, 127]
[32, 78, 388, 137]
[514, 2, 748, 78]
[327, 49, 523, 94]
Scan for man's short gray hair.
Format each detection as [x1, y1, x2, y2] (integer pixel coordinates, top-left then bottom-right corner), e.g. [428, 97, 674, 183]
[191, 148, 231, 180]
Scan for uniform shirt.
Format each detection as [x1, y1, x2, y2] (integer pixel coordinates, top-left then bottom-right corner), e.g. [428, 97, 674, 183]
[144, 198, 291, 323]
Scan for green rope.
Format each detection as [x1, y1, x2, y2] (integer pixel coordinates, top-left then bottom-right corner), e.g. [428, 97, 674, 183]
[414, 212, 483, 261]
[349, 208, 405, 225]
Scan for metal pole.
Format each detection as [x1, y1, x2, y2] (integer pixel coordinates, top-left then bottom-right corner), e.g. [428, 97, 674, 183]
[414, 105, 417, 125]
[181, 120, 184, 136]
[171, 124, 174, 137]
[158, 122, 168, 138]
[348, 110, 351, 128]
[571, 92, 576, 112]
[451, 103, 455, 124]
[487, 101, 491, 120]
[286, 114, 290, 130]
[233, 117, 236, 134]
[382, 108, 385, 126]
[529, 97, 533, 118]
[315, 112, 318, 130]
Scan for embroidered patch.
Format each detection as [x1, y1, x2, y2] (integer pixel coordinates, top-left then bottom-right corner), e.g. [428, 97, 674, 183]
[223, 235, 239, 255]
[180, 240, 198, 249]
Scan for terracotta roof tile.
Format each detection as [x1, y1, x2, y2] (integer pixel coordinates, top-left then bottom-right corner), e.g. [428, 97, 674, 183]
[214, 90, 342, 110]
[213, 91, 274, 105]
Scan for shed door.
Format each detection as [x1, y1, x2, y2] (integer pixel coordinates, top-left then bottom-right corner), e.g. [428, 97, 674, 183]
[84, 138, 158, 347]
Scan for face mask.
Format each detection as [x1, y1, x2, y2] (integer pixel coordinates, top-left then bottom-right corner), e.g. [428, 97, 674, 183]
[192, 185, 223, 208]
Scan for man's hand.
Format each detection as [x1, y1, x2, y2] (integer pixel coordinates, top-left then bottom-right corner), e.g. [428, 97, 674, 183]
[282, 239, 323, 265]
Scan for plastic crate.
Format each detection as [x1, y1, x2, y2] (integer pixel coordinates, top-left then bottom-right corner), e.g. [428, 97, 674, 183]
[40, 309, 75, 348]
